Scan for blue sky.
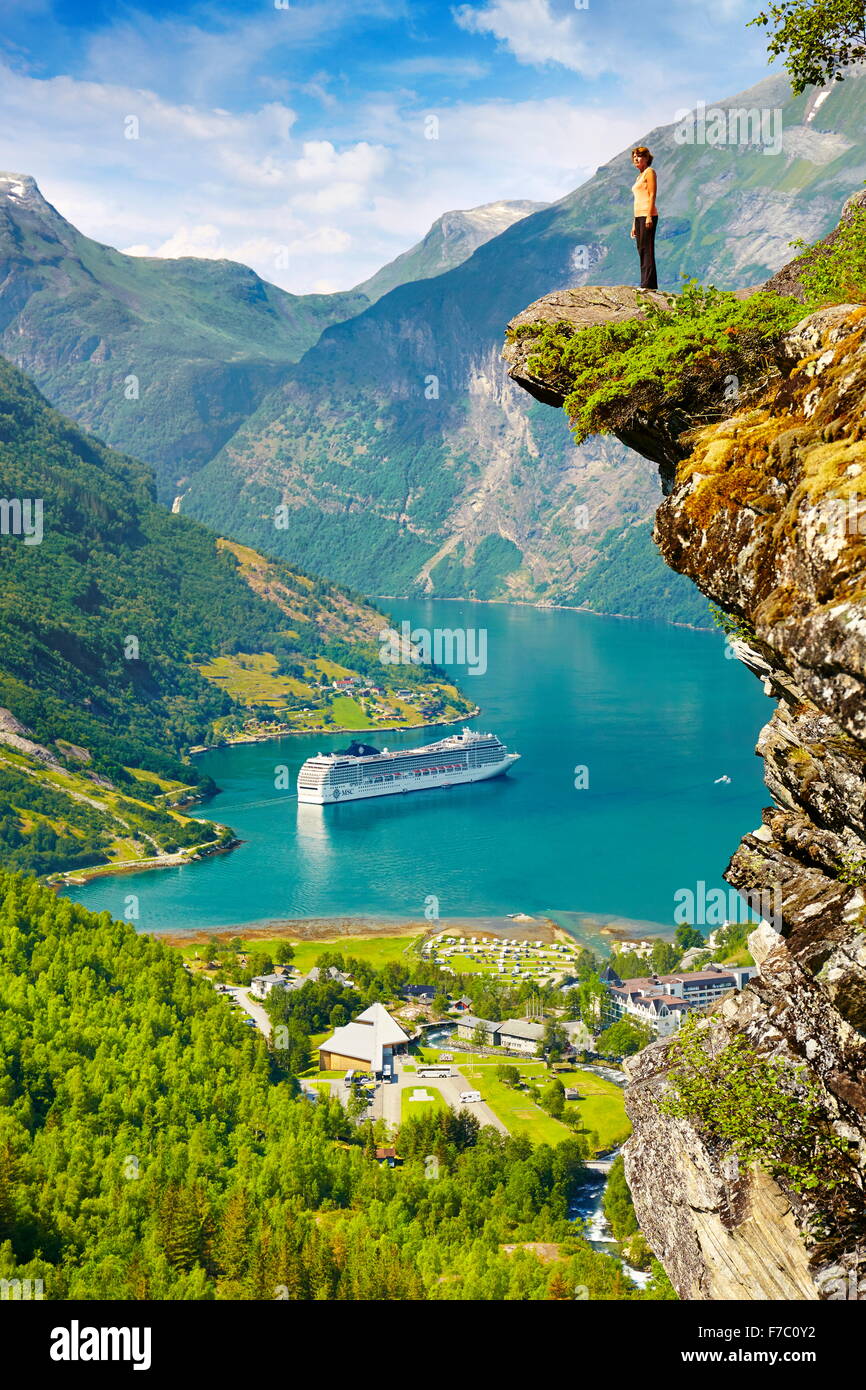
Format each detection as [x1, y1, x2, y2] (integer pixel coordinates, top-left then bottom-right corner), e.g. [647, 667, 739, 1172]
[0, 0, 783, 291]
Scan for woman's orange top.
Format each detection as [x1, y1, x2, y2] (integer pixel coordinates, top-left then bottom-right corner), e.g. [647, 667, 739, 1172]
[632, 167, 658, 219]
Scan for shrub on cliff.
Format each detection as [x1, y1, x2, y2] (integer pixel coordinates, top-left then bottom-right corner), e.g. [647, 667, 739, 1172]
[658, 1017, 862, 1238]
[521, 281, 802, 445]
[790, 199, 866, 308]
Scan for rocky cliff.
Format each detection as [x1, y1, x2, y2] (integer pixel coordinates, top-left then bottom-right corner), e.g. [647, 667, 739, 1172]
[503, 207, 866, 1299]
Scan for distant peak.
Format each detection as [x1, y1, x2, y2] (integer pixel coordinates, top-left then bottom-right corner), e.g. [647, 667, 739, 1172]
[0, 173, 50, 209]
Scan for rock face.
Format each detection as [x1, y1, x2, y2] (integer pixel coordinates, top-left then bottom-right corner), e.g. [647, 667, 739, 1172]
[504, 230, 866, 1298]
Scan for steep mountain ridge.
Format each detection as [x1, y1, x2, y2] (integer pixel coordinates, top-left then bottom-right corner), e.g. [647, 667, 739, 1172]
[0, 173, 370, 498]
[180, 72, 866, 620]
[353, 199, 547, 304]
[0, 180, 547, 506]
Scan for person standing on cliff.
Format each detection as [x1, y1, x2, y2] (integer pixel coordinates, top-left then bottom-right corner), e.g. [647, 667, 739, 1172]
[630, 146, 658, 289]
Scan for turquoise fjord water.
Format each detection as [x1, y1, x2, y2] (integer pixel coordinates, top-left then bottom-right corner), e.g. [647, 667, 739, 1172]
[64, 600, 770, 939]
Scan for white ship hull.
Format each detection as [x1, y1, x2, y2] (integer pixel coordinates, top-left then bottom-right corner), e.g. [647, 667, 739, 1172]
[298, 752, 518, 804]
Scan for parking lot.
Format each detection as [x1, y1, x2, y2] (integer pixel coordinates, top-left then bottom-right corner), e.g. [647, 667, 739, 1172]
[212, 983, 507, 1132]
[316, 1057, 507, 1134]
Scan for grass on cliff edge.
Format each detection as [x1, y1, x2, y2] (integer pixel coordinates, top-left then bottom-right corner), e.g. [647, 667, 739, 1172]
[514, 208, 866, 448]
[516, 280, 803, 445]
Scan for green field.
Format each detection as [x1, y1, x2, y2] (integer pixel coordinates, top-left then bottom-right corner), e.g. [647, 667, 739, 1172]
[458, 1062, 572, 1146]
[562, 1071, 631, 1150]
[401, 1086, 447, 1121]
[329, 694, 377, 729]
[178, 931, 422, 973]
[457, 1062, 629, 1152]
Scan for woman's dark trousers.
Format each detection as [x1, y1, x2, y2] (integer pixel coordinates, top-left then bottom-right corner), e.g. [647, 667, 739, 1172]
[634, 216, 658, 289]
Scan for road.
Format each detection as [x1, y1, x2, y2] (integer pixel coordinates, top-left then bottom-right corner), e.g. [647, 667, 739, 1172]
[371, 1058, 508, 1134]
[224, 985, 272, 1040]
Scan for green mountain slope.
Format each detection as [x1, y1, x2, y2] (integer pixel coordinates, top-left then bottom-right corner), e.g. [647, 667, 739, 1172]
[181, 72, 866, 621]
[0, 356, 470, 877]
[0, 173, 370, 500]
[353, 199, 546, 303]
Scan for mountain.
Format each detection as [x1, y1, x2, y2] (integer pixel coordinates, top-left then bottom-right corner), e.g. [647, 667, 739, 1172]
[179, 72, 866, 622]
[0, 173, 370, 500]
[0, 180, 541, 506]
[353, 200, 547, 303]
[0, 354, 469, 878]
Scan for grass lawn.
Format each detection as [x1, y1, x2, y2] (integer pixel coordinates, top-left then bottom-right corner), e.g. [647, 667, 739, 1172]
[329, 694, 375, 730]
[457, 1063, 572, 1146]
[177, 931, 421, 973]
[412, 1045, 444, 1064]
[401, 1086, 447, 1121]
[289, 933, 421, 973]
[563, 1070, 631, 1151]
[453, 1062, 629, 1153]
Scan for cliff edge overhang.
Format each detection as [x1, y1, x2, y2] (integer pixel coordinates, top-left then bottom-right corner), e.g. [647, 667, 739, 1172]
[503, 201, 866, 1300]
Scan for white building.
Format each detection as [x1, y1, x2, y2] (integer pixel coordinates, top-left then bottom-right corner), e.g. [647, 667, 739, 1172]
[319, 1002, 410, 1073]
[496, 1018, 545, 1054]
[250, 972, 292, 1000]
[605, 964, 757, 1038]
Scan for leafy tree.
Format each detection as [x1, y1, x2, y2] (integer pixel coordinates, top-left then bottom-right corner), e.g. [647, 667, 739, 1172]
[578, 972, 607, 1030]
[607, 950, 646, 980]
[595, 1018, 653, 1057]
[496, 1065, 522, 1088]
[748, 1, 866, 93]
[543, 1019, 568, 1060]
[541, 1079, 566, 1119]
[650, 940, 681, 975]
[674, 924, 705, 952]
[603, 1156, 639, 1242]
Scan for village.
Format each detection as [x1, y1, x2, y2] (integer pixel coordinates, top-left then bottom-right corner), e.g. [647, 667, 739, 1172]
[180, 920, 756, 1164]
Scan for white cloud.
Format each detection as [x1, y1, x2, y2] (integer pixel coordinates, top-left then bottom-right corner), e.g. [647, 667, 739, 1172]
[454, 0, 596, 75]
[0, 0, 773, 298]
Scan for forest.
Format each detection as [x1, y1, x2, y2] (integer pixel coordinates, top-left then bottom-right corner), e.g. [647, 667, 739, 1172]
[0, 871, 675, 1300]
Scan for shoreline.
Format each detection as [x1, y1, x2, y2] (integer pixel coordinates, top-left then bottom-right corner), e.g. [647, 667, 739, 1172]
[138, 911, 675, 953]
[51, 836, 242, 889]
[373, 593, 714, 635]
[188, 705, 481, 755]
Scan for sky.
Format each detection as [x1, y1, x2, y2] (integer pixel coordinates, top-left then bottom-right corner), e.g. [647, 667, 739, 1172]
[0, 0, 783, 293]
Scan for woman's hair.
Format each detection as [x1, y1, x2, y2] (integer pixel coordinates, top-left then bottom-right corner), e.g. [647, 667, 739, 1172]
[631, 146, 653, 165]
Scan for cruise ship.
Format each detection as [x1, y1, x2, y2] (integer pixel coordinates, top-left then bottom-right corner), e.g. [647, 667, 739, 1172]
[296, 728, 519, 804]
